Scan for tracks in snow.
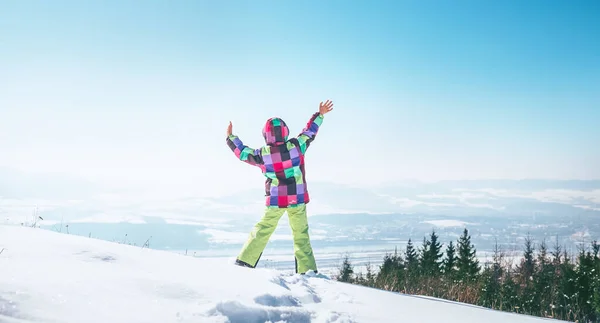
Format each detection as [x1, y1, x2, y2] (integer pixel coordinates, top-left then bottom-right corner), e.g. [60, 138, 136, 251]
[205, 272, 357, 323]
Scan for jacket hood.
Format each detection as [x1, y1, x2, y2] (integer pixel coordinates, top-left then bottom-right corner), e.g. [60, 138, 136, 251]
[262, 117, 289, 145]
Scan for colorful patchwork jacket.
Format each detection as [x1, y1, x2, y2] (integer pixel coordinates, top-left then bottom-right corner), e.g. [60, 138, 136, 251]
[226, 112, 324, 208]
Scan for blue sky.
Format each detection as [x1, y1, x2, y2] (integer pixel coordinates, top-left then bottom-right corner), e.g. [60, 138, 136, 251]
[1, 0, 599, 196]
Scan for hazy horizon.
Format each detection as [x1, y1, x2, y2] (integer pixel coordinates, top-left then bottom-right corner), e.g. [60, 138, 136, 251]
[3, 168, 599, 272]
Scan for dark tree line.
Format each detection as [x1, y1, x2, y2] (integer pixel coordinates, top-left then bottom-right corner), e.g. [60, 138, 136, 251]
[335, 228, 600, 322]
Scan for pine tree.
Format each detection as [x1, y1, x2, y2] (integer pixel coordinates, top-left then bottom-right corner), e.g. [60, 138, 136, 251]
[376, 252, 396, 290]
[404, 238, 419, 293]
[549, 236, 564, 319]
[557, 248, 578, 321]
[405, 238, 418, 268]
[479, 239, 504, 309]
[501, 272, 520, 313]
[456, 228, 480, 282]
[591, 262, 600, 321]
[591, 240, 600, 319]
[575, 246, 597, 322]
[551, 235, 562, 266]
[364, 262, 376, 287]
[376, 247, 404, 291]
[419, 236, 431, 275]
[535, 238, 554, 317]
[517, 234, 538, 315]
[443, 240, 457, 277]
[338, 254, 354, 283]
[480, 265, 500, 309]
[519, 234, 536, 279]
[428, 230, 443, 276]
[419, 230, 443, 277]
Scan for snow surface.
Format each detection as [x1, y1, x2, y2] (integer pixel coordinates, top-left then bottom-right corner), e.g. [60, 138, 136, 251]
[0, 225, 561, 323]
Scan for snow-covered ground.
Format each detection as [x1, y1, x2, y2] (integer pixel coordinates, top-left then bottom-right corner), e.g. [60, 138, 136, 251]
[0, 225, 562, 323]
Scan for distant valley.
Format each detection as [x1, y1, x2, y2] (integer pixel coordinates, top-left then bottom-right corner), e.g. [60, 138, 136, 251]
[2, 169, 598, 272]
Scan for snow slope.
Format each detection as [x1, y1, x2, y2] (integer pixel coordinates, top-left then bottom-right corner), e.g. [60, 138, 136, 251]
[0, 225, 562, 323]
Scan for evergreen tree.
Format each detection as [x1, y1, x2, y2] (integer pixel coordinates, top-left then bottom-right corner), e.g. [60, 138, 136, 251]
[429, 230, 444, 275]
[537, 238, 548, 266]
[479, 239, 504, 309]
[420, 230, 443, 276]
[419, 236, 431, 273]
[379, 252, 395, 275]
[391, 247, 406, 290]
[557, 249, 578, 321]
[443, 240, 457, 277]
[534, 239, 554, 318]
[376, 247, 404, 291]
[337, 254, 354, 283]
[479, 265, 501, 309]
[376, 252, 396, 290]
[575, 247, 597, 322]
[518, 234, 536, 279]
[364, 262, 376, 287]
[548, 236, 564, 319]
[591, 241, 600, 319]
[405, 238, 418, 268]
[551, 235, 562, 266]
[456, 228, 480, 282]
[515, 234, 537, 315]
[501, 272, 520, 313]
[404, 238, 419, 293]
[533, 239, 556, 316]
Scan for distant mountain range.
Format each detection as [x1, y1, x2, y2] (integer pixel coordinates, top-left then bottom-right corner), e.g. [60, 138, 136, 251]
[1, 167, 599, 227]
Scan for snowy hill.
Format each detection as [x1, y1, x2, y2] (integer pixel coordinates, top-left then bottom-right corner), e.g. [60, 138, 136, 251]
[0, 225, 562, 323]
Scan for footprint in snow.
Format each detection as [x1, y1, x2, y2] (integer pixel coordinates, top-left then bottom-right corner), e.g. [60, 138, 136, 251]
[207, 300, 312, 323]
[92, 254, 117, 262]
[74, 250, 117, 263]
[254, 294, 301, 307]
[0, 296, 20, 319]
[316, 311, 357, 323]
[282, 275, 322, 304]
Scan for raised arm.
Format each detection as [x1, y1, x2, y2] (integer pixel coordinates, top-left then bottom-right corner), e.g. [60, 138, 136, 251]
[226, 121, 264, 167]
[296, 100, 333, 154]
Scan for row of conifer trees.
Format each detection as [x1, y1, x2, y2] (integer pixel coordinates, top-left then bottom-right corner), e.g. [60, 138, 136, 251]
[335, 228, 600, 322]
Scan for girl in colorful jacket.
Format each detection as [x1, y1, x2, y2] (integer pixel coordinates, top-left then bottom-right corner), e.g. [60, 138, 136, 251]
[226, 100, 334, 274]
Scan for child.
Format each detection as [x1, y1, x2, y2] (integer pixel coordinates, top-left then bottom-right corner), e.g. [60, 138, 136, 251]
[225, 100, 334, 274]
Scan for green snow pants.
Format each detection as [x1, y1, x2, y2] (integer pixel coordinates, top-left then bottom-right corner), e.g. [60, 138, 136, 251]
[236, 204, 317, 274]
